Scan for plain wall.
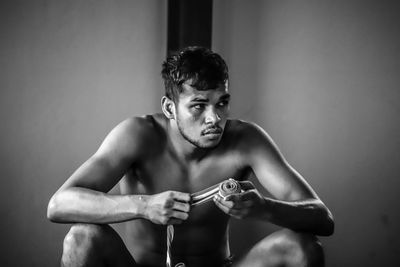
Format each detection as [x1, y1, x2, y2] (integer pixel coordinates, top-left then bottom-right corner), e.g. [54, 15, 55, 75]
[2, 1, 400, 267]
[0, 1, 166, 266]
[213, 1, 400, 267]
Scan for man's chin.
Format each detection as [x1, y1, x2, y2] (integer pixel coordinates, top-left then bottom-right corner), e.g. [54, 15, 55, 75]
[198, 135, 222, 148]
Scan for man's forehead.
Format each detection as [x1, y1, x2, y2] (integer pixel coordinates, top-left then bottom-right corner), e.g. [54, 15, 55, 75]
[180, 81, 229, 99]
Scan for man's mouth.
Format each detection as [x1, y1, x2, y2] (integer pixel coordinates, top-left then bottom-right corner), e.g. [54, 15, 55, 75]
[202, 127, 223, 136]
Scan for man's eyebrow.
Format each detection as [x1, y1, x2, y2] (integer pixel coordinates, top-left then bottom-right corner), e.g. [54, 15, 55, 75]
[189, 93, 230, 103]
[190, 97, 209, 102]
[219, 94, 231, 100]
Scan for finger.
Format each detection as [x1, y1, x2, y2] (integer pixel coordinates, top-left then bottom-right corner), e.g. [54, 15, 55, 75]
[238, 180, 256, 191]
[227, 209, 247, 219]
[172, 201, 191, 212]
[223, 193, 241, 202]
[213, 196, 246, 218]
[230, 199, 253, 209]
[169, 191, 191, 203]
[215, 195, 237, 210]
[213, 196, 231, 214]
[171, 210, 189, 221]
[214, 195, 235, 209]
[221, 196, 253, 210]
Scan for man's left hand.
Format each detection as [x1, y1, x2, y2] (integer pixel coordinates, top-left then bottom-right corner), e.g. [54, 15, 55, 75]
[213, 181, 265, 219]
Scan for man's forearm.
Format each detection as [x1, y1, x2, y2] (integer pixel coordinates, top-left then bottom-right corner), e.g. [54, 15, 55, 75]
[261, 197, 334, 236]
[47, 187, 146, 224]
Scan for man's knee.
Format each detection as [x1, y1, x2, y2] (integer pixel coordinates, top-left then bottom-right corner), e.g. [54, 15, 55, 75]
[269, 229, 324, 267]
[62, 223, 117, 267]
[62, 224, 136, 267]
[63, 224, 107, 252]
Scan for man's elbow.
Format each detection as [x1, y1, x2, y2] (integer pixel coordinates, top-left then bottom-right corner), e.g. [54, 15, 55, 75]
[318, 209, 335, 236]
[47, 194, 62, 222]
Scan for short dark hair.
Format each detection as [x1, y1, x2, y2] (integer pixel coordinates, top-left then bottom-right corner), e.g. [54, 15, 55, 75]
[161, 46, 229, 102]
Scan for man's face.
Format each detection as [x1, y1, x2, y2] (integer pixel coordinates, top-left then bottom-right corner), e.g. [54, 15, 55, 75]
[174, 81, 230, 148]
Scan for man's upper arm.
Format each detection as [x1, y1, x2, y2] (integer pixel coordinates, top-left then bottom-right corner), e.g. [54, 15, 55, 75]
[244, 122, 319, 201]
[58, 117, 149, 193]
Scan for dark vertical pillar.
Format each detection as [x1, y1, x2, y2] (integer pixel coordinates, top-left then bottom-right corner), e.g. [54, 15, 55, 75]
[167, 0, 213, 55]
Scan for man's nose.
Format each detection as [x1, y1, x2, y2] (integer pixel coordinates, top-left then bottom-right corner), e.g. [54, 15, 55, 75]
[204, 107, 221, 124]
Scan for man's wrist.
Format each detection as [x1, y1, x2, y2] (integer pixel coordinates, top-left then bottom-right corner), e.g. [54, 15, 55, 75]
[260, 196, 274, 221]
[127, 194, 148, 219]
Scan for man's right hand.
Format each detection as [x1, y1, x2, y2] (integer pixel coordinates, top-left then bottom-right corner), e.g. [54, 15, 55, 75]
[142, 191, 191, 225]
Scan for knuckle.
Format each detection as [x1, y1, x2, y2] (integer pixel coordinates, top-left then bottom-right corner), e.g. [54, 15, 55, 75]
[161, 209, 170, 216]
[226, 202, 234, 209]
[181, 203, 188, 210]
[163, 199, 173, 208]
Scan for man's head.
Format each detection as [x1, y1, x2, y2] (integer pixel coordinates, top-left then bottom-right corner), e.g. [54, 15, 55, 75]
[161, 46, 229, 103]
[161, 47, 230, 149]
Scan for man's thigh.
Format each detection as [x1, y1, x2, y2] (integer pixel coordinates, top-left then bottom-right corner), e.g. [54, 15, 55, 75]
[232, 229, 324, 267]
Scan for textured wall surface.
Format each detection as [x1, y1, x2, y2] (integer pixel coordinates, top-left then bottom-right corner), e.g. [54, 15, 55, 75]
[213, 1, 400, 266]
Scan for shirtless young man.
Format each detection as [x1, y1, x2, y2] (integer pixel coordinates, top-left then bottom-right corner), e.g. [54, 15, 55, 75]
[47, 46, 334, 267]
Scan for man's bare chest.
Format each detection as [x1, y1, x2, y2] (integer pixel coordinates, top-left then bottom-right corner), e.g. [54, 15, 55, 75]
[121, 149, 250, 195]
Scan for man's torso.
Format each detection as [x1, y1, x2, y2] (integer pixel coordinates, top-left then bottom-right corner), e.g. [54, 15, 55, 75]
[118, 114, 254, 266]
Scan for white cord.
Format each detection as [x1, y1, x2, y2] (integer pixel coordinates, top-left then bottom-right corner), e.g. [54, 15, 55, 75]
[166, 224, 174, 267]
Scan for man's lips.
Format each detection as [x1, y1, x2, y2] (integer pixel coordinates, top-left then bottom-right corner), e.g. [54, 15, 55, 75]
[202, 127, 223, 135]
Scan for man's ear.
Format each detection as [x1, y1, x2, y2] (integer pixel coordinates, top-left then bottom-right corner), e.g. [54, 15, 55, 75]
[161, 96, 176, 120]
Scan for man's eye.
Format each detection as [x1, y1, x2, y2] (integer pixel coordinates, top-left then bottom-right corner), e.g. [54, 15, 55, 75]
[217, 101, 229, 108]
[192, 104, 204, 110]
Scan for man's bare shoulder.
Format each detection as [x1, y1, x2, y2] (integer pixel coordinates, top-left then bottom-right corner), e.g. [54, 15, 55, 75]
[119, 113, 167, 142]
[224, 119, 277, 152]
[96, 114, 167, 160]
[117, 114, 165, 136]
[225, 119, 266, 139]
